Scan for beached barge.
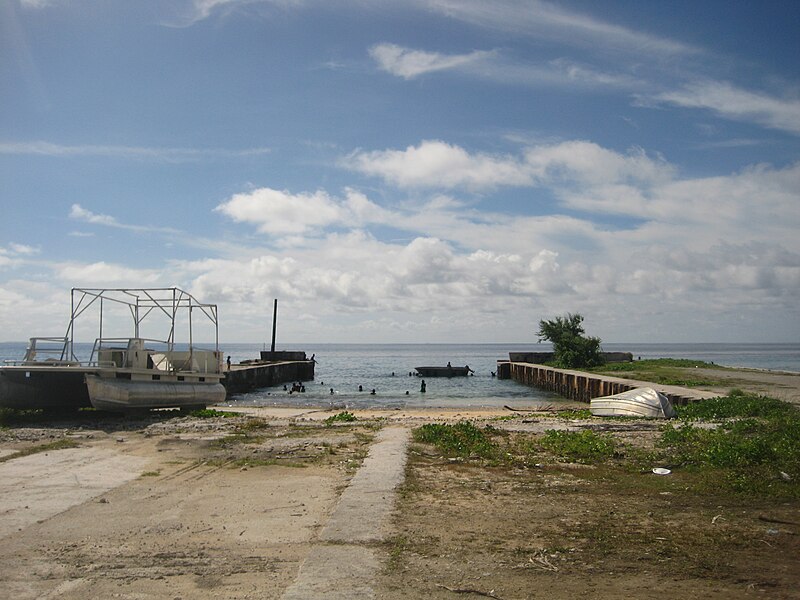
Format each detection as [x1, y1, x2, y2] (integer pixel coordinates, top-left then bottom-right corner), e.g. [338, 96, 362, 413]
[497, 359, 718, 406]
[0, 288, 226, 412]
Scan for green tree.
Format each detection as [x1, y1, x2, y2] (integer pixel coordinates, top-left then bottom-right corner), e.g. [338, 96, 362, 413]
[537, 313, 604, 369]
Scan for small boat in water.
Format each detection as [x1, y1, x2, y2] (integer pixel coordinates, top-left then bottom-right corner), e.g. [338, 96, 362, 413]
[415, 365, 474, 377]
[590, 387, 676, 419]
[0, 287, 225, 412]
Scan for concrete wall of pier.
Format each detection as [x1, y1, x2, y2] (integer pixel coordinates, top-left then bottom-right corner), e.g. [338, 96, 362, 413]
[223, 360, 315, 396]
[497, 361, 715, 406]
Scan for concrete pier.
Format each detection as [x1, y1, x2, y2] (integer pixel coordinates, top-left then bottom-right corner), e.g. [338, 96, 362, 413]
[497, 361, 718, 406]
[222, 360, 314, 396]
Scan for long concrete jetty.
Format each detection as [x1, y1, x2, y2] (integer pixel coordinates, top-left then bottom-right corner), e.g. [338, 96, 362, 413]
[497, 361, 719, 405]
[222, 359, 314, 396]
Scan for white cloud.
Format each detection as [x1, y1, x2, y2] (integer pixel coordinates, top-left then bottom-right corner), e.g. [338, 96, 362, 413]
[0, 140, 270, 161]
[19, 0, 54, 8]
[69, 203, 182, 236]
[369, 43, 493, 79]
[417, 0, 699, 58]
[652, 81, 800, 136]
[214, 187, 393, 235]
[70, 204, 119, 227]
[344, 139, 673, 191]
[54, 261, 163, 285]
[369, 43, 640, 91]
[162, 0, 305, 27]
[8, 243, 39, 255]
[344, 140, 534, 189]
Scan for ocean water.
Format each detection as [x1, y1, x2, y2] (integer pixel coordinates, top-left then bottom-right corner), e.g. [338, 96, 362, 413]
[2, 341, 798, 410]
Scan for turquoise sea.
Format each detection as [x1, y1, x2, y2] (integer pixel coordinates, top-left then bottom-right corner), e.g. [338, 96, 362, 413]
[1, 342, 798, 410]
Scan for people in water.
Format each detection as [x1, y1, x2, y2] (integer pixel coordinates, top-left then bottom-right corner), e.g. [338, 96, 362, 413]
[420, 379, 426, 393]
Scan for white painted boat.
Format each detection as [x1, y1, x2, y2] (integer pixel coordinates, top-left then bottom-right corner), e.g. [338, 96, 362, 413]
[590, 387, 676, 418]
[85, 374, 225, 412]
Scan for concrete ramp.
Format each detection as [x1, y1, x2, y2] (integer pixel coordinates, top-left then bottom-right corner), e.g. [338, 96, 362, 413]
[282, 425, 410, 599]
[0, 447, 148, 539]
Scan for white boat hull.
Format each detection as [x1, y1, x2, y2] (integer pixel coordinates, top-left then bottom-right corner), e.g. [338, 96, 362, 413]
[85, 374, 225, 411]
[590, 387, 676, 419]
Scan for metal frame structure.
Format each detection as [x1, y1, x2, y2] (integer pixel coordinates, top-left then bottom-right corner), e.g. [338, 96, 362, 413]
[63, 288, 219, 365]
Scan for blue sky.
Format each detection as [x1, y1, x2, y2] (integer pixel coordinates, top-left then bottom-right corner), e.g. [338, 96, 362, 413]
[1, 0, 799, 344]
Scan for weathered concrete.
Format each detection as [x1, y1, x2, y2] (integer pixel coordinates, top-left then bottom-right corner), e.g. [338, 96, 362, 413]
[498, 361, 719, 405]
[282, 426, 410, 599]
[222, 360, 314, 395]
[0, 448, 148, 540]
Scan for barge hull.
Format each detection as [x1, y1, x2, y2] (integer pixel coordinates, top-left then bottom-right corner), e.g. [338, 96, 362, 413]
[85, 375, 226, 412]
[0, 367, 93, 410]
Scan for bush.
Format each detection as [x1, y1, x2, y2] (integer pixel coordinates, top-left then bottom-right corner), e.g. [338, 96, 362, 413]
[537, 313, 604, 368]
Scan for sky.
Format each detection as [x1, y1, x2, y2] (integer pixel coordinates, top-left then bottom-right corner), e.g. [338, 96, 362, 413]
[1, 0, 799, 345]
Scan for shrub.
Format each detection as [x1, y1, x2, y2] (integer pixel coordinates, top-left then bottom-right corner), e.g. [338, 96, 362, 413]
[325, 411, 357, 425]
[414, 421, 499, 460]
[537, 313, 604, 368]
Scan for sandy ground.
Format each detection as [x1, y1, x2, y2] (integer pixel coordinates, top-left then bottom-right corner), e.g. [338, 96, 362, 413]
[0, 368, 798, 599]
[693, 367, 800, 405]
[0, 412, 375, 599]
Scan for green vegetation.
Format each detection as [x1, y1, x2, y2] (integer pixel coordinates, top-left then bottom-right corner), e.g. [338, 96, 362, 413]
[591, 358, 720, 386]
[660, 391, 800, 496]
[411, 391, 799, 498]
[414, 421, 500, 460]
[537, 313, 604, 368]
[0, 438, 81, 464]
[675, 388, 794, 420]
[538, 429, 618, 464]
[324, 411, 357, 425]
[553, 408, 593, 420]
[188, 408, 239, 418]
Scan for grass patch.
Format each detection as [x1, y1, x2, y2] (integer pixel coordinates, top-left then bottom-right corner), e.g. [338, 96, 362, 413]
[0, 438, 81, 463]
[591, 358, 722, 387]
[538, 429, 618, 464]
[234, 417, 270, 433]
[601, 358, 720, 370]
[230, 457, 283, 468]
[324, 411, 357, 425]
[676, 388, 795, 420]
[554, 408, 592, 419]
[659, 391, 800, 497]
[414, 421, 500, 461]
[188, 408, 239, 418]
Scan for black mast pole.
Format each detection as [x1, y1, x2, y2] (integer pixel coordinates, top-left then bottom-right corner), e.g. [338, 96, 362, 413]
[270, 299, 278, 353]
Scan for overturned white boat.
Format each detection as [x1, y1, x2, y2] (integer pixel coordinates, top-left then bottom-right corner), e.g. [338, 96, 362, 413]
[590, 387, 676, 419]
